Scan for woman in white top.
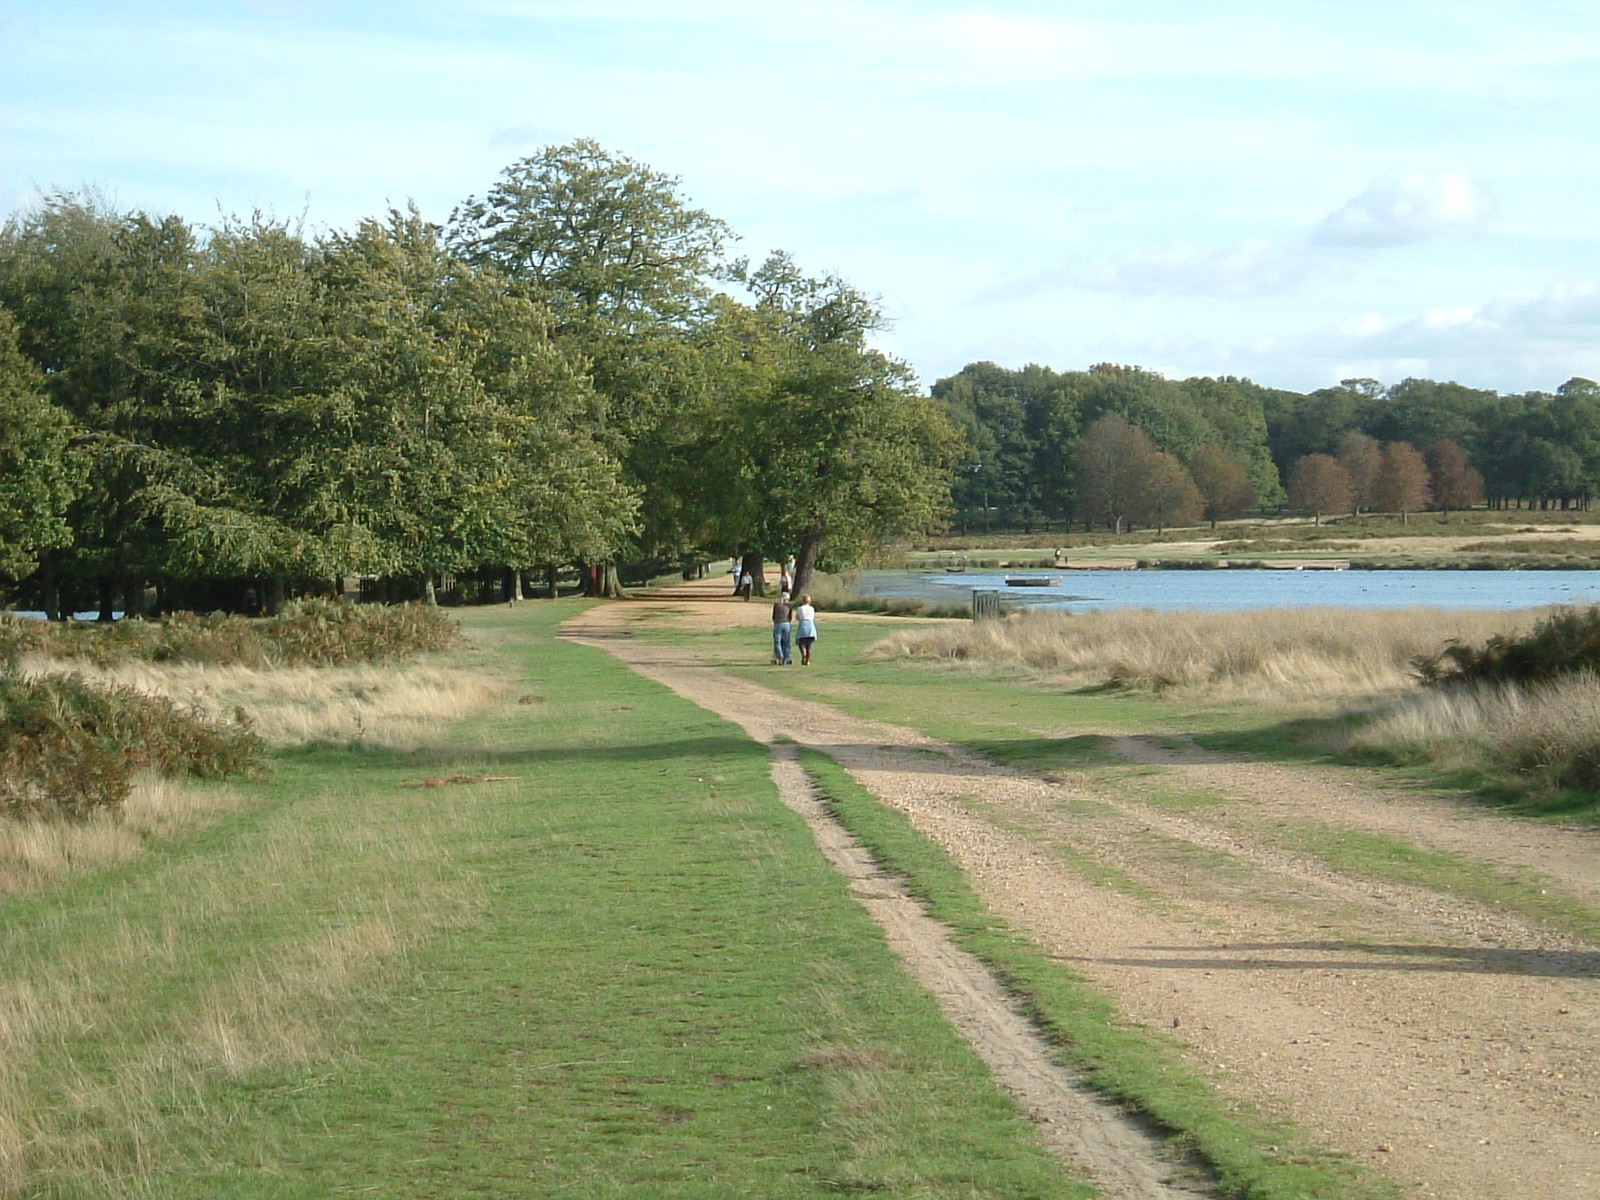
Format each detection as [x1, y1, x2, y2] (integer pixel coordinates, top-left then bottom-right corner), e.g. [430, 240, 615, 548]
[793, 594, 818, 665]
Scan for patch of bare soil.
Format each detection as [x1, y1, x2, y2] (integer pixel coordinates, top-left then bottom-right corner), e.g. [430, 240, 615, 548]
[562, 580, 1600, 1200]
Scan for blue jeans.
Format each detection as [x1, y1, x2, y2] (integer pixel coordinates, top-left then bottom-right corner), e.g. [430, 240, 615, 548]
[772, 621, 791, 663]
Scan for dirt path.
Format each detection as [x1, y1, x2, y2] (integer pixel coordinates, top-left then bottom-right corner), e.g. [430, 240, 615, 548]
[561, 582, 1600, 1200]
[765, 744, 1208, 1199]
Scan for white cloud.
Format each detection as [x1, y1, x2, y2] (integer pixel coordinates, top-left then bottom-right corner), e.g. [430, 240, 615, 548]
[1312, 170, 1492, 247]
[486, 123, 567, 152]
[1072, 237, 1308, 299]
[1215, 283, 1600, 392]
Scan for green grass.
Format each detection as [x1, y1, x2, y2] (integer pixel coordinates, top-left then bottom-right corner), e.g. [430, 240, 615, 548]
[1277, 825, 1600, 945]
[2, 601, 1085, 1199]
[1140, 785, 1233, 812]
[800, 748, 1400, 1200]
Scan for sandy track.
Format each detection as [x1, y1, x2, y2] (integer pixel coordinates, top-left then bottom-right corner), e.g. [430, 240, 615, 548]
[562, 584, 1600, 1200]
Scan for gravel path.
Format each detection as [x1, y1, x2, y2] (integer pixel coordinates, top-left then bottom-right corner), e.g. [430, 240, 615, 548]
[562, 582, 1600, 1200]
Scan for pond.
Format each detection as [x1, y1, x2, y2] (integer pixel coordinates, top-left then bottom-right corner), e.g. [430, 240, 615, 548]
[855, 568, 1600, 613]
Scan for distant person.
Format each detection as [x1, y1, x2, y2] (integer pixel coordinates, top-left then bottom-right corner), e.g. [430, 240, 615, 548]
[731, 560, 743, 594]
[740, 565, 755, 600]
[793, 594, 818, 665]
[779, 561, 792, 594]
[241, 587, 261, 618]
[771, 592, 793, 665]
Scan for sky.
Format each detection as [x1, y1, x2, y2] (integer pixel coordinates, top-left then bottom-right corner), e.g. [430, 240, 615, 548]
[4, 0, 1599, 396]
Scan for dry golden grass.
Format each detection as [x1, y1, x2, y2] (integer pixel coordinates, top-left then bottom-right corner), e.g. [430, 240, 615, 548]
[867, 605, 1547, 704]
[0, 776, 246, 896]
[18, 655, 505, 749]
[0, 793, 482, 1196]
[1352, 673, 1600, 787]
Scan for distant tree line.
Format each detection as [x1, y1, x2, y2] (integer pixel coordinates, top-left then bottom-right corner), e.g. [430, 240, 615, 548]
[0, 140, 958, 616]
[934, 361, 1597, 532]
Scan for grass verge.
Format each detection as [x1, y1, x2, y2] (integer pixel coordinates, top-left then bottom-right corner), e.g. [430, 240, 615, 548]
[1277, 825, 1600, 944]
[799, 747, 1401, 1200]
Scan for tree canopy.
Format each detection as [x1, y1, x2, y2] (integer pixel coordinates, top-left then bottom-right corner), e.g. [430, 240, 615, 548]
[0, 145, 961, 614]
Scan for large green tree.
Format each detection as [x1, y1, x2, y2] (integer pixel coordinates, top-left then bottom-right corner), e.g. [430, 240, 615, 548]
[0, 196, 282, 613]
[449, 141, 729, 590]
[738, 254, 960, 598]
[0, 307, 83, 583]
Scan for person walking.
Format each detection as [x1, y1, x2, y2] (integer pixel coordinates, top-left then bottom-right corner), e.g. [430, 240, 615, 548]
[770, 592, 793, 665]
[793, 594, 818, 666]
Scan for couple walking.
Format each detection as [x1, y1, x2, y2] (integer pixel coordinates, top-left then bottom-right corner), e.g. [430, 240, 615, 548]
[770, 593, 817, 666]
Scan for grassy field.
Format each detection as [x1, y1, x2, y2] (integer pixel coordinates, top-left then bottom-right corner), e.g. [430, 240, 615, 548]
[888, 509, 1600, 571]
[1, 602, 1089, 1199]
[12, 591, 1591, 1197]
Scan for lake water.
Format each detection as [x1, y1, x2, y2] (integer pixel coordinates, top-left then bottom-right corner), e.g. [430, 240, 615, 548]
[856, 569, 1600, 613]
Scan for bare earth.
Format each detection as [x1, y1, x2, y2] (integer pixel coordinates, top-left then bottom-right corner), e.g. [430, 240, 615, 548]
[562, 578, 1600, 1200]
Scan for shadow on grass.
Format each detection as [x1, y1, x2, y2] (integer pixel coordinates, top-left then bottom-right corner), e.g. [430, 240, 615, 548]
[278, 734, 762, 772]
[1075, 939, 1600, 979]
[968, 734, 1119, 770]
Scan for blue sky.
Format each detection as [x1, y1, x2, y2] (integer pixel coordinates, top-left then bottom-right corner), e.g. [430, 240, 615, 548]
[4, 0, 1599, 395]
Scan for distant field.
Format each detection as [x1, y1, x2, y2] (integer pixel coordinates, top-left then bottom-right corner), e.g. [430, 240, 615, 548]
[897, 510, 1600, 570]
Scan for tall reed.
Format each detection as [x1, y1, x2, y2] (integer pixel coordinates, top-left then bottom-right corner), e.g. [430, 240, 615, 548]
[868, 605, 1545, 704]
[1353, 673, 1600, 791]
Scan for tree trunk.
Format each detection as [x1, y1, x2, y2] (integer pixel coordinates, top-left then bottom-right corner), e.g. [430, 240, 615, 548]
[41, 568, 62, 622]
[790, 531, 822, 600]
[599, 562, 629, 599]
[423, 574, 438, 606]
[547, 563, 559, 599]
[97, 577, 115, 623]
[740, 552, 765, 599]
[267, 577, 288, 615]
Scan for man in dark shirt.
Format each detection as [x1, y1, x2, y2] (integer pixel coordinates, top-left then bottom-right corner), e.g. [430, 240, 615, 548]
[770, 593, 793, 665]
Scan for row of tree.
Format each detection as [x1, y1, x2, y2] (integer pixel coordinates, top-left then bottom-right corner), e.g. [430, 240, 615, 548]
[6, 140, 1589, 614]
[0, 141, 959, 615]
[1285, 435, 1484, 525]
[936, 362, 1600, 531]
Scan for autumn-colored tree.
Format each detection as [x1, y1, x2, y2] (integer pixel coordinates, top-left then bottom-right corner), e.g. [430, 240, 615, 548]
[1337, 431, 1382, 514]
[1075, 414, 1158, 533]
[1287, 453, 1353, 525]
[1373, 441, 1431, 522]
[1130, 452, 1202, 532]
[1188, 444, 1255, 528]
[1427, 439, 1484, 517]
